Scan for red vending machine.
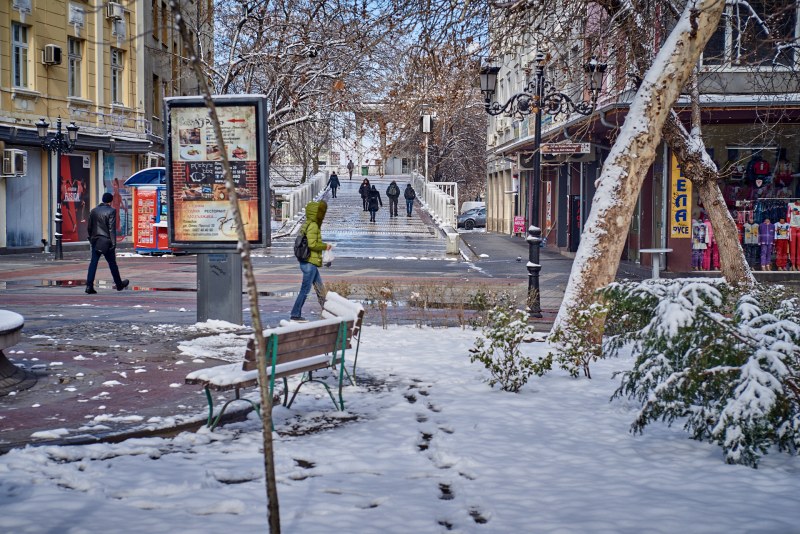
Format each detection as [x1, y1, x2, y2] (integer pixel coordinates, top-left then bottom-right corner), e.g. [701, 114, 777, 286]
[123, 168, 175, 254]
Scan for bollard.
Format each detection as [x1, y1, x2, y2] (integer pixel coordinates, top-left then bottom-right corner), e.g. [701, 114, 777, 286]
[526, 225, 543, 318]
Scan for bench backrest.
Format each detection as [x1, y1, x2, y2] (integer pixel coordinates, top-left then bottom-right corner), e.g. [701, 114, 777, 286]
[321, 292, 365, 347]
[242, 318, 354, 373]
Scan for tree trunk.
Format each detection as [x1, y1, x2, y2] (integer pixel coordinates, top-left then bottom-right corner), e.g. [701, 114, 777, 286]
[174, 4, 281, 532]
[551, 0, 726, 342]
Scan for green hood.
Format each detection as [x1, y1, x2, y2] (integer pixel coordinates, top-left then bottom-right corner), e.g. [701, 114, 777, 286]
[301, 200, 328, 267]
[305, 200, 327, 227]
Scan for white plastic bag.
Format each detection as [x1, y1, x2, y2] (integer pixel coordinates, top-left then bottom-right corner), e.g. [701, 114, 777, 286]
[322, 247, 335, 265]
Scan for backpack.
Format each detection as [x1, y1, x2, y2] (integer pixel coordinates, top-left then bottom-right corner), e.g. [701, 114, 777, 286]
[388, 184, 399, 197]
[294, 230, 310, 262]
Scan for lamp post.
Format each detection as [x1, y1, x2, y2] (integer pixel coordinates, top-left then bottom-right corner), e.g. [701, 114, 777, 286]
[420, 112, 433, 182]
[38, 117, 79, 260]
[480, 52, 606, 316]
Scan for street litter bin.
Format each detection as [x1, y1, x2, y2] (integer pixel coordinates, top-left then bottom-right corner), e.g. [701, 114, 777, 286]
[361, 166, 369, 176]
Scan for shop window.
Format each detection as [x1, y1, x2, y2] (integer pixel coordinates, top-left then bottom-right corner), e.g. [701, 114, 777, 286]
[703, 0, 797, 67]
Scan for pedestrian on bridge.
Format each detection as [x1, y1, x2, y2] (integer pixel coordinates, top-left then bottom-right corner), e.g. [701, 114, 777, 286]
[327, 172, 340, 198]
[347, 159, 355, 180]
[386, 181, 401, 217]
[367, 185, 383, 223]
[359, 179, 371, 211]
[404, 184, 417, 217]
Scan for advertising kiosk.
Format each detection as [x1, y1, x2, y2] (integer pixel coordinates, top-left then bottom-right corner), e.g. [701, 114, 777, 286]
[123, 167, 174, 254]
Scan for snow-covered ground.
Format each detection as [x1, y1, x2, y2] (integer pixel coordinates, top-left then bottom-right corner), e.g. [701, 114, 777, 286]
[1, 325, 798, 533]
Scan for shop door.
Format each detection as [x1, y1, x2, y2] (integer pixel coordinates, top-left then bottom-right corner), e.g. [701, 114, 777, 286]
[5, 150, 42, 247]
[568, 195, 581, 252]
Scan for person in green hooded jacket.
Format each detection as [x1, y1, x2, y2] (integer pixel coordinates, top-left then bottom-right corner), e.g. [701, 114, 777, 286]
[290, 200, 332, 321]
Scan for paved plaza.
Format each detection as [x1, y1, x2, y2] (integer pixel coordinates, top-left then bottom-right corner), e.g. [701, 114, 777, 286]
[0, 175, 639, 452]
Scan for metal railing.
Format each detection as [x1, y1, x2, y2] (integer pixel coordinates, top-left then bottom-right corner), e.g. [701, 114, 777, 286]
[280, 171, 328, 223]
[410, 172, 458, 228]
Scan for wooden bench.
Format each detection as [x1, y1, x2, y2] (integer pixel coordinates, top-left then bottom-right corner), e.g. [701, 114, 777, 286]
[185, 292, 365, 429]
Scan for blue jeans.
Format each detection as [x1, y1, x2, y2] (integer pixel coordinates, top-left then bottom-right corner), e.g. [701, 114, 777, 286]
[290, 261, 325, 317]
[406, 199, 414, 215]
[86, 240, 123, 288]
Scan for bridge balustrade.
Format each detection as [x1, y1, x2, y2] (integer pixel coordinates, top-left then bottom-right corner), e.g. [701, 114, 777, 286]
[411, 172, 457, 228]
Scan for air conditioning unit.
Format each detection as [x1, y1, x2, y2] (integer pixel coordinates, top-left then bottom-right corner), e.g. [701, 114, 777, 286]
[3, 149, 28, 176]
[106, 2, 124, 20]
[518, 152, 536, 170]
[42, 44, 62, 65]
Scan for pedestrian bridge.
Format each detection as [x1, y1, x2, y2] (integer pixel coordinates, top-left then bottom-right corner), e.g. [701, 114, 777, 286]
[268, 175, 453, 260]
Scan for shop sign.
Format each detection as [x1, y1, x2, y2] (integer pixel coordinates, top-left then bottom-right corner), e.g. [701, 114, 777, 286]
[540, 142, 591, 154]
[165, 95, 269, 250]
[670, 154, 691, 238]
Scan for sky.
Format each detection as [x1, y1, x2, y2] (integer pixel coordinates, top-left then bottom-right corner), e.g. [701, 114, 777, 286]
[1, 324, 799, 533]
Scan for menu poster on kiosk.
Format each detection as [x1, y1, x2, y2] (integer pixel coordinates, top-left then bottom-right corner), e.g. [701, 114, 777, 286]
[165, 95, 269, 250]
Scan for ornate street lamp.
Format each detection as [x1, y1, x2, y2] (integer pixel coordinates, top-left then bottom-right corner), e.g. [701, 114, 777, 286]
[38, 117, 79, 260]
[480, 52, 606, 317]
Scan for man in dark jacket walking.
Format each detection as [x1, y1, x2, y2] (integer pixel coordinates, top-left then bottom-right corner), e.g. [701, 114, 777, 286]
[404, 184, 417, 217]
[85, 193, 129, 294]
[327, 171, 341, 198]
[359, 179, 371, 211]
[367, 185, 383, 222]
[386, 181, 401, 217]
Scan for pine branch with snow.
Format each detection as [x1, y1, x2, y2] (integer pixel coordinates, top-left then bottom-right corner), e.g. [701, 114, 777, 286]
[605, 280, 800, 467]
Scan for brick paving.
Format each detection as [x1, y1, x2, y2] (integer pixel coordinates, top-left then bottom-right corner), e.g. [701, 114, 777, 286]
[0, 174, 647, 452]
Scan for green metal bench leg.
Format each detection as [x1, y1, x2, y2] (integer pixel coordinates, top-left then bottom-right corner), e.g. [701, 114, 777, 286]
[203, 386, 261, 431]
[286, 373, 340, 410]
[351, 332, 362, 384]
[204, 386, 214, 427]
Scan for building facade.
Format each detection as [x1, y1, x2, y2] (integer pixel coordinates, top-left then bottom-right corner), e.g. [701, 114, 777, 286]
[0, 0, 209, 253]
[485, 2, 800, 274]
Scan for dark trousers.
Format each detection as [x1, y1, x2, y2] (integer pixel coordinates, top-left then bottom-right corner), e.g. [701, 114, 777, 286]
[369, 208, 378, 222]
[389, 197, 399, 216]
[406, 199, 414, 215]
[86, 243, 123, 288]
[362, 198, 368, 211]
[331, 187, 337, 198]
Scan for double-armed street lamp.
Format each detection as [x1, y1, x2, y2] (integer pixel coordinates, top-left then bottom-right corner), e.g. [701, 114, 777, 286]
[37, 117, 79, 260]
[479, 52, 606, 316]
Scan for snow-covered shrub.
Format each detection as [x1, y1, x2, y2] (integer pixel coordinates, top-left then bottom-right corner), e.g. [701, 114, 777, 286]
[603, 279, 800, 467]
[469, 305, 551, 392]
[548, 300, 609, 378]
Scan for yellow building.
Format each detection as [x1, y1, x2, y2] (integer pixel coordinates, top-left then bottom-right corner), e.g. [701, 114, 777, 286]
[0, 1, 210, 252]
